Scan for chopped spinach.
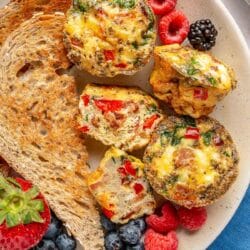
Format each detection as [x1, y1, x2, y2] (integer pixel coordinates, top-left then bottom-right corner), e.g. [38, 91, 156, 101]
[111, 157, 116, 164]
[182, 116, 196, 127]
[74, 0, 89, 12]
[147, 104, 158, 114]
[166, 175, 178, 186]
[223, 151, 231, 157]
[207, 76, 217, 86]
[131, 41, 139, 49]
[85, 114, 89, 122]
[202, 131, 213, 146]
[186, 57, 200, 76]
[114, 0, 135, 8]
[141, 5, 154, 30]
[160, 130, 172, 145]
[171, 136, 182, 146]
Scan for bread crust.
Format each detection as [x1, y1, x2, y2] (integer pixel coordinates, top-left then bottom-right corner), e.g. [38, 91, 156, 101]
[0, 13, 104, 249]
[0, 0, 72, 47]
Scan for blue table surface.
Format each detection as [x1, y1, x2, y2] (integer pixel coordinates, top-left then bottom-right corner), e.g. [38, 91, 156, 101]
[208, 186, 250, 250]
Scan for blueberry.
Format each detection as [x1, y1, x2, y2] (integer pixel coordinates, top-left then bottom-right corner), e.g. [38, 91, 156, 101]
[105, 232, 124, 250]
[44, 213, 62, 239]
[126, 243, 144, 250]
[119, 224, 141, 245]
[35, 239, 58, 250]
[128, 218, 146, 233]
[55, 234, 76, 250]
[101, 214, 116, 232]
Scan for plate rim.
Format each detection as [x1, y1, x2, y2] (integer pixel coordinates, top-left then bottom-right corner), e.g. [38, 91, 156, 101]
[204, 0, 250, 248]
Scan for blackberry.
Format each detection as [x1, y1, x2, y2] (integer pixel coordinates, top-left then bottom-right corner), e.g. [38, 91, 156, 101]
[188, 19, 218, 51]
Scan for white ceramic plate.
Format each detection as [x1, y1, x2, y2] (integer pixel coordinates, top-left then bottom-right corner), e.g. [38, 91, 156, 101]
[1, 0, 250, 249]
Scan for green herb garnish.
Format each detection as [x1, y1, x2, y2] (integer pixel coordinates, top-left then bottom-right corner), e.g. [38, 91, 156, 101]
[111, 157, 116, 164]
[113, 0, 135, 8]
[182, 116, 196, 127]
[166, 175, 179, 186]
[223, 151, 231, 157]
[207, 76, 217, 86]
[202, 131, 213, 146]
[147, 104, 158, 114]
[186, 57, 200, 76]
[132, 41, 139, 49]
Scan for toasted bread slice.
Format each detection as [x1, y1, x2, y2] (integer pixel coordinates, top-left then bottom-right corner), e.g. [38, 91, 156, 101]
[0, 0, 72, 47]
[0, 13, 103, 249]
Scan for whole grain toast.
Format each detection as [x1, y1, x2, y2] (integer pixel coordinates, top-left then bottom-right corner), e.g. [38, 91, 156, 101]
[0, 0, 72, 47]
[0, 13, 104, 249]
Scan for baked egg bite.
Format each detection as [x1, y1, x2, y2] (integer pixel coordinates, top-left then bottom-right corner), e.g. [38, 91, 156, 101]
[144, 116, 239, 208]
[150, 44, 237, 118]
[87, 147, 155, 224]
[64, 0, 156, 77]
[78, 83, 163, 151]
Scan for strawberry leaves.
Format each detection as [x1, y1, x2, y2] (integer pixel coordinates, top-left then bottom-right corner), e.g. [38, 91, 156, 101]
[0, 175, 45, 228]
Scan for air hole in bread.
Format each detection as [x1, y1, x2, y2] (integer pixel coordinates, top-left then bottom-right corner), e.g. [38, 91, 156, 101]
[11, 107, 18, 113]
[40, 129, 48, 136]
[38, 155, 49, 162]
[27, 101, 38, 111]
[31, 116, 39, 122]
[55, 68, 70, 76]
[56, 177, 65, 184]
[31, 142, 41, 149]
[74, 200, 91, 210]
[16, 63, 31, 78]
[16, 61, 43, 79]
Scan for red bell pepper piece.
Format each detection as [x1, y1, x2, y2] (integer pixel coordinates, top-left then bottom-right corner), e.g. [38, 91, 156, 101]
[143, 114, 160, 129]
[213, 135, 224, 146]
[185, 127, 200, 140]
[94, 99, 123, 112]
[104, 50, 115, 61]
[194, 88, 208, 100]
[79, 126, 89, 133]
[117, 167, 127, 176]
[81, 95, 90, 106]
[71, 38, 83, 47]
[133, 183, 144, 194]
[102, 208, 115, 219]
[124, 160, 136, 176]
[115, 63, 127, 68]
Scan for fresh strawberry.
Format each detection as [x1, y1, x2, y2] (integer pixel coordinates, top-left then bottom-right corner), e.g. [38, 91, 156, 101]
[159, 10, 189, 45]
[148, 0, 177, 15]
[177, 206, 207, 231]
[144, 229, 178, 250]
[0, 177, 50, 250]
[146, 202, 179, 233]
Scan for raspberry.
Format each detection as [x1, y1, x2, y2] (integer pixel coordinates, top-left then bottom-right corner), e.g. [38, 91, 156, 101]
[177, 207, 207, 231]
[148, 0, 177, 15]
[159, 10, 189, 45]
[146, 202, 179, 233]
[144, 229, 178, 250]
